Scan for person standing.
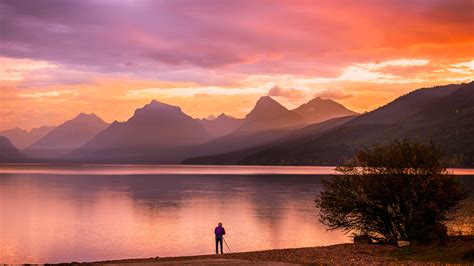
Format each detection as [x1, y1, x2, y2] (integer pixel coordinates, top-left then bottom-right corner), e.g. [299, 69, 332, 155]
[214, 222, 226, 254]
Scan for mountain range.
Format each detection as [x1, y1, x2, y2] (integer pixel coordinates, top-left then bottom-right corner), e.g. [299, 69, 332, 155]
[197, 113, 244, 138]
[182, 115, 357, 165]
[0, 126, 55, 150]
[212, 82, 474, 167]
[23, 113, 109, 158]
[292, 97, 358, 124]
[68, 96, 346, 163]
[234, 96, 306, 133]
[67, 100, 213, 163]
[1, 82, 472, 167]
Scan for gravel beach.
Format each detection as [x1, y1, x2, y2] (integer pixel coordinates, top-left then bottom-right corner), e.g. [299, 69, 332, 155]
[60, 236, 474, 265]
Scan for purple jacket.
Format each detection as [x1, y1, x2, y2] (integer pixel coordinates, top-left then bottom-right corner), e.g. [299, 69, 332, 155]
[214, 226, 226, 237]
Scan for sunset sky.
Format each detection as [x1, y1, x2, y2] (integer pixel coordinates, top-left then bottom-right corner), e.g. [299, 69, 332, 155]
[1, 0, 473, 130]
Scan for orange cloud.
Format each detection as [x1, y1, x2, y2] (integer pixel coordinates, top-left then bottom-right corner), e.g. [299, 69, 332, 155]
[267, 86, 305, 101]
[1, 1, 473, 130]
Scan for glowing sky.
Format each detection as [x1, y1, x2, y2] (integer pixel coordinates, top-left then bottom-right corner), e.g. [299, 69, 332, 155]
[1, 0, 473, 130]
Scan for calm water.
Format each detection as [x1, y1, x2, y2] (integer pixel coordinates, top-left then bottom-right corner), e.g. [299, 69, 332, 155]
[0, 165, 472, 264]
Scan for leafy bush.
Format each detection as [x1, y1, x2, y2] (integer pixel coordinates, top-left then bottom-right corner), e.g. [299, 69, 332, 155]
[315, 139, 468, 242]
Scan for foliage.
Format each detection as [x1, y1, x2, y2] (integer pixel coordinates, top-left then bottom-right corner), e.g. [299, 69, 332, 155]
[315, 139, 468, 242]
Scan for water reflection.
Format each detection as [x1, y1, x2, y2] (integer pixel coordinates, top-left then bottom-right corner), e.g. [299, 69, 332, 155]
[0, 173, 348, 264]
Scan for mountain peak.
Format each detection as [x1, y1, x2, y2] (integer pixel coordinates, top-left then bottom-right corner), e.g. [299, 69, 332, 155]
[129, 100, 191, 124]
[308, 97, 324, 103]
[75, 113, 99, 120]
[0, 126, 56, 150]
[306, 97, 346, 106]
[216, 113, 232, 120]
[132, 100, 181, 118]
[293, 96, 357, 124]
[298, 96, 354, 109]
[141, 99, 181, 111]
[24, 112, 109, 158]
[1, 127, 23, 134]
[71, 113, 108, 126]
[257, 95, 278, 105]
[149, 99, 169, 105]
[234, 95, 304, 133]
[71, 101, 213, 161]
[246, 96, 290, 120]
[253, 96, 286, 111]
[55, 112, 108, 130]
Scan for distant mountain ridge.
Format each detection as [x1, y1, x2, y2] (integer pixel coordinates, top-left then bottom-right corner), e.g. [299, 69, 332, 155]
[69, 100, 212, 163]
[197, 113, 244, 138]
[292, 97, 358, 124]
[234, 96, 305, 133]
[348, 84, 462, 125]
[67, 96, 358, 163]
[175, 97, 358, 164]
[4, 82, 471, 166]
[182, 115, 358, 165]
[0, 126, 55, 150]
[23, 113, 109, 158]
[238, 82, 474, 167]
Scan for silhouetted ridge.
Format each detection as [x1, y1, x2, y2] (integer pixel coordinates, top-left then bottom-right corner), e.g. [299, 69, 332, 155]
[246, 96, 290, 120]
[239, 82, 474, 167]
[235, 96, 305, 133]
[0, 136, 24, 162]
[0, 125, 55, 150]
[197, 113, 244, 138]
[69, 100, 212, 163]
[129, 100, 191, 125]
[23, 113, 109, 158]
[349, 83, 462, 125]
[292, 97, 358, 124]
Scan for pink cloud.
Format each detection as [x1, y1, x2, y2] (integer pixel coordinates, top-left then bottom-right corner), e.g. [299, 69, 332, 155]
[267, 86, 305, 101]
[1, 0, 472, 79]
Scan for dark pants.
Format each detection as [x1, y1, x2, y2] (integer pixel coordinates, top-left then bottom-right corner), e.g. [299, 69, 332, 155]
[215, 236, 223, 254]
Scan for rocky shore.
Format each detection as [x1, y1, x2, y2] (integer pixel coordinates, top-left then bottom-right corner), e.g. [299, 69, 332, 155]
[59, 236, 473, 265]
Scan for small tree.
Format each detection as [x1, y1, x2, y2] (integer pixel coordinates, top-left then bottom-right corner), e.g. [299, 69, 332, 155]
[315, 139, 468, 243]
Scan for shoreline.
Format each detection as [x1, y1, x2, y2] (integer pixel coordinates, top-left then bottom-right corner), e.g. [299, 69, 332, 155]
[1, 163, 474, 176]
[56, 236, 474, 265]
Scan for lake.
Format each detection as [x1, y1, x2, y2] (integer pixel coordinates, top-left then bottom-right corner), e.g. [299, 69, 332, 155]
[0, 165, 472, 264]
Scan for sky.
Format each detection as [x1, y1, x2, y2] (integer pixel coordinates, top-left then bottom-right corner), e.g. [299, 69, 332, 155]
[0, 0, 473, 130]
